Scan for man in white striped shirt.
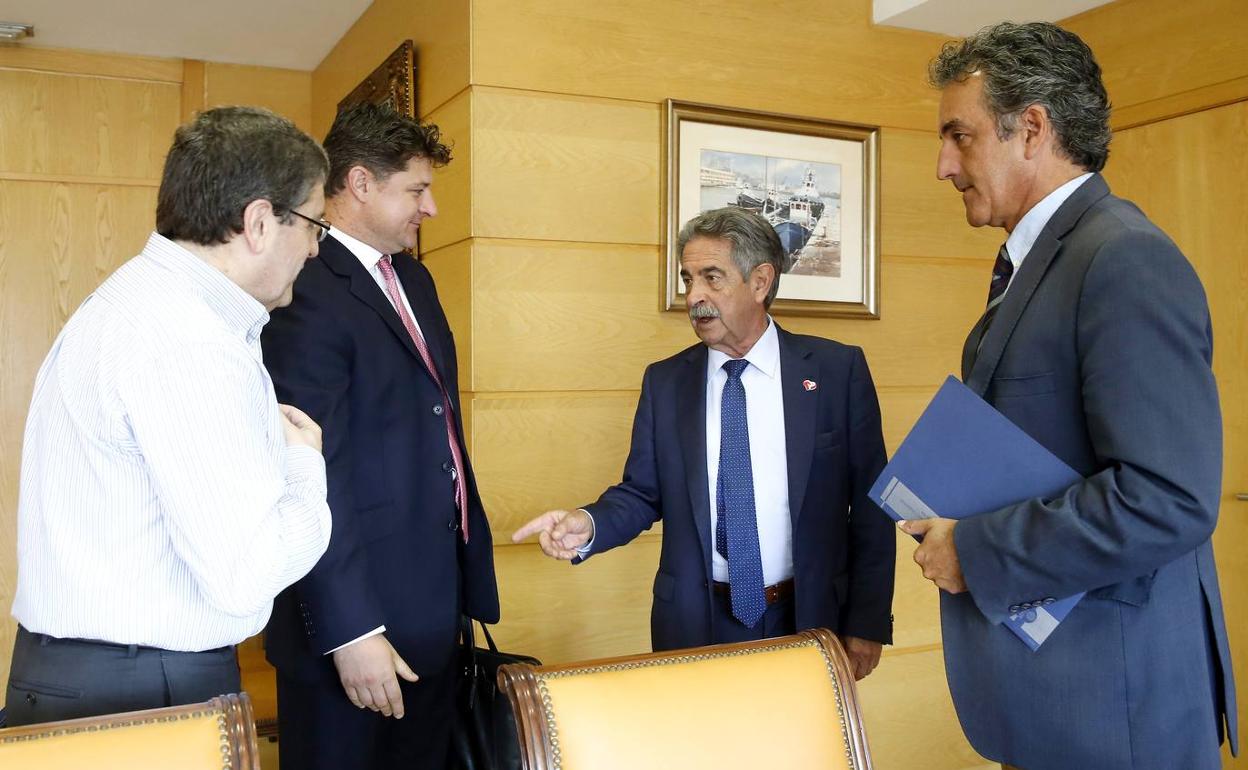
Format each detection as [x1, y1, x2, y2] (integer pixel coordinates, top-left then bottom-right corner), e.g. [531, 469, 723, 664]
[5, 107, 334, 726]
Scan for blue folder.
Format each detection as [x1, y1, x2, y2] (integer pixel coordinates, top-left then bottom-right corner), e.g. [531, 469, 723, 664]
[869, 375, 1083, 651]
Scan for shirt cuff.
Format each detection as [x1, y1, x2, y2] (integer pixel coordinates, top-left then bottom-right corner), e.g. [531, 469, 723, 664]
[575, 508, 596, 555]
[326, 625, 386, 655]
[285, 443, 328, 496]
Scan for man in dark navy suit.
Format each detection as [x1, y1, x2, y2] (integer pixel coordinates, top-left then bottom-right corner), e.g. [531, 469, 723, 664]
[513, 207, 894, 679]
[902, 22, 1236, 770]
[262, 104, 499, 769]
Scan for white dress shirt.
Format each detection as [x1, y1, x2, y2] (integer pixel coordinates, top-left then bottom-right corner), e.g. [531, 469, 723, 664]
[1002, 173, 1094, 294]
[705, 319, 793, 585]
[11, 233, 332, 651]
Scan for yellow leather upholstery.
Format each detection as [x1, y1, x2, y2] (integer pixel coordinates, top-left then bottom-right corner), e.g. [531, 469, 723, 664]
[0, 692, 260, 769]
[499, 629, 872, 770]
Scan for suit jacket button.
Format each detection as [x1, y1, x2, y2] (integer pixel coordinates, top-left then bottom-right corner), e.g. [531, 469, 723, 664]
[433, 404, 445, 416]
[1044, 597, 1056, 604]
[448, 517, 460, 532]
[1009, 604, 1021, 613]
[441, 461, 453, 473]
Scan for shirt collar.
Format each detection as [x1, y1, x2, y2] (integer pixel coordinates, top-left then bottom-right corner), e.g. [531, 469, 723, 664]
[1005, 172, 1093, 268]
[142, 232, 268, 342]
[328, 226, 388, 273]
[707, 316, 780, 380]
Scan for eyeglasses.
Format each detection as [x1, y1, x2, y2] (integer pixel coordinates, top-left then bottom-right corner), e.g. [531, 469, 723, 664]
[284, 209, 332, 242]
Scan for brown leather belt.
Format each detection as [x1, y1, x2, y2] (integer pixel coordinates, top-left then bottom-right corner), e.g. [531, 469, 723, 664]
[712, 577, 794, 606]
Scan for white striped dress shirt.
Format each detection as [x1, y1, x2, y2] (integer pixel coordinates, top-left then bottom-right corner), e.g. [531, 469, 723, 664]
[11, 233, 332, 651]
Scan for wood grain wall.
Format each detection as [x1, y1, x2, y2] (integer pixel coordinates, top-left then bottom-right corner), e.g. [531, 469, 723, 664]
[0, 2, 1241, 768]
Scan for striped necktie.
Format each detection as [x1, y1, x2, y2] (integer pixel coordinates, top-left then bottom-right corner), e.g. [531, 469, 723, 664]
[985, 244, 1014, 321]
[976, 244, 1015, 352]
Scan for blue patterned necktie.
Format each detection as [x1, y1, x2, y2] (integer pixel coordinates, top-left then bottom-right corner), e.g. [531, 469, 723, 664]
[714, 358, 766, 628]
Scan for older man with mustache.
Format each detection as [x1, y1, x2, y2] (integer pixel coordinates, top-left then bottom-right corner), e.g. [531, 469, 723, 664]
[513, 206, 895, 677]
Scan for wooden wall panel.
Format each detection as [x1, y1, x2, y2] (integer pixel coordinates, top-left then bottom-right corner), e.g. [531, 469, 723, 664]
[472, 88, 660, 245]
[310, 0, 470, 138]
[420, 90, 473, 254]
[881, 129, 1002, 260]
[857, 647, 995, 770]
[1104, 102, 1248, 762]
[491, 539, 659, 663]
[0, 69, 180, 183]
[470, 0, 947, 132]
[203, 62, 313, 133]
[468, 240, 984, 393]
[0, 181, 159, 695]
[0, 45, 182, 82]
[1065, 0, 1248, 119]
[471, 392, 641, 536]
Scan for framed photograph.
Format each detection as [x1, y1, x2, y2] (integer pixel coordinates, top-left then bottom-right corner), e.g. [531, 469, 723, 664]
[663, 100, 880, 318]
[338, 40, 416, 118]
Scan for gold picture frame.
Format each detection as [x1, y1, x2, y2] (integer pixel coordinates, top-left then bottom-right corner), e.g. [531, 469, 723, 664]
[337, 40, 416, 118]
[663, 100, 881, 318]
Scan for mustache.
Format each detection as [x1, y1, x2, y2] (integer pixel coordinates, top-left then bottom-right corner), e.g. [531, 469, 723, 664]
[688, 303, 720, 320]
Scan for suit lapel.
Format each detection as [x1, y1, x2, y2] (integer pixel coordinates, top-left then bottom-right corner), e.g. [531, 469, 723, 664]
[319, 237, 423, 363]
[961, 312, 988, 382]
[965, 174, 1112, 395]
[678, 345, 713, 581]
[778, 327, 817, 530]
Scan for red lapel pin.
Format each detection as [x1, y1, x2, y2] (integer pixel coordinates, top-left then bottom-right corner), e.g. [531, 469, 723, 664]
[803, 379, 818, 391]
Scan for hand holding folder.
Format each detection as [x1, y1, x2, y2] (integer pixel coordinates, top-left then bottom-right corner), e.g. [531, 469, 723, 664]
[869, 376, 1083, 651]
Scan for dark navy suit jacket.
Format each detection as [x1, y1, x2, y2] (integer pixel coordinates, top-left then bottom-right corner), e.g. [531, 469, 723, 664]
[261, 235, 499, 682]
[580, 326, 895, 651]
[946, 174, 1237, 769]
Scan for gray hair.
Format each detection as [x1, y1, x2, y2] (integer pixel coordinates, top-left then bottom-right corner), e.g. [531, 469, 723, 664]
[676, 207, 785, 307]
[928, 21, 1111, 172]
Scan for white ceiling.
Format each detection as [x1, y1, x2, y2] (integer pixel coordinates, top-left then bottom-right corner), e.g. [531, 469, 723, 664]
[0, 0, 371, 71]
[0, 1, 1116, 72]
[874, 0, 1114, 37]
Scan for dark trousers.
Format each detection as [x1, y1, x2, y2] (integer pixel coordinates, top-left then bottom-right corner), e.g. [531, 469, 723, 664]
[709, 591, 797, 644]
[4, 625, 240, 727]
[276, 655, 458, 770]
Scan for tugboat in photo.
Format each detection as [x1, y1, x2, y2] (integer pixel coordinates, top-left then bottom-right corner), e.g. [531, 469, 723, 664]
[789, 168, 825, 222]
[772, 218, 813, 263]
[736, 184, 765, 212]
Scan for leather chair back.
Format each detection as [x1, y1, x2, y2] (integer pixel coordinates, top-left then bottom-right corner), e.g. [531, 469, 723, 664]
[499, 629, 872, 770]
[0, 692, 260, 769]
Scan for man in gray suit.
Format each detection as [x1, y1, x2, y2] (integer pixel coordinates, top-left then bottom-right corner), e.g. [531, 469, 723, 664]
[901, 22, 1236, 770]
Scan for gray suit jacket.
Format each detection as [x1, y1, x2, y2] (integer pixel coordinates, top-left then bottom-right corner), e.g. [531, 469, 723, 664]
[944, 174, 1237, 769]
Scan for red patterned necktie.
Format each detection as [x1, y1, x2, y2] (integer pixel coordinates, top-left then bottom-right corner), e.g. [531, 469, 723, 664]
[377, 255, 469, 542]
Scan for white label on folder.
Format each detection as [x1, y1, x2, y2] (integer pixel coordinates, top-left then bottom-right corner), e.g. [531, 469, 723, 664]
[881, 477, 938, 520]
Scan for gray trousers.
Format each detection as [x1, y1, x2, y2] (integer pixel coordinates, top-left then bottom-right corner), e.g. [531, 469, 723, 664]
[4, 625, 241, 727]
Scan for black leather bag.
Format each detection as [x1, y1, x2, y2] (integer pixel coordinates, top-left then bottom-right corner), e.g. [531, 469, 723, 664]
[452, 617, 540, 770]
